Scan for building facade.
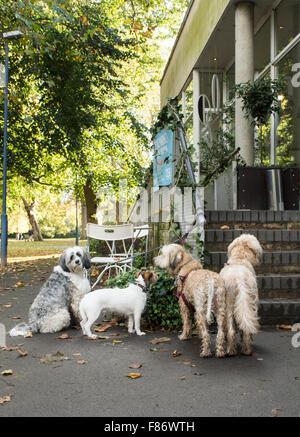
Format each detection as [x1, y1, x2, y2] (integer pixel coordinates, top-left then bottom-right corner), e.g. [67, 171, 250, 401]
[160, 0, 300, 211]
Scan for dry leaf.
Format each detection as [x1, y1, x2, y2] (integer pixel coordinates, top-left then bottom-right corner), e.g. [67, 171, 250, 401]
[3, 304, 11, 308]
[220, 225, 230, 230]
[90, 269, 98, 277]
[179, 376, 186, 380]
[40, 352, 69, 364]
[1, 369, 13, 376]
[271, 408, 281, 416]
[112, 340, 122, 344]
[10, 316, 22, 320]
[276, 324, 292, 331]
[72, 353, 81, 357]
[77, 360, 87, 365]
[57, 333, 69, 340]
[88, 336, 97, 340]
[126, 372, 142, 379]
[0, 393, 13, 405]
[150, 337, 171, 345]
[94, 324, 112, 332]
[24, 332, 32, 338]
[97, 335, 110, 340]
[129, 363, 142, 369]
[172, 349, 182, 358]
[17, 350, 28, 357]
[15, 282, 24, 287]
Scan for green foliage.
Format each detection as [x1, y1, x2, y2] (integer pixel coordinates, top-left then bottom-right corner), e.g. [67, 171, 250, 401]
[107, 267, 182, 330]
[151, 97, 183, 139]
[234, 78, 283, 126]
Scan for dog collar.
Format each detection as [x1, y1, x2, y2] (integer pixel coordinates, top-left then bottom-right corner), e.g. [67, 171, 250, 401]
[135, 281, 149, 293]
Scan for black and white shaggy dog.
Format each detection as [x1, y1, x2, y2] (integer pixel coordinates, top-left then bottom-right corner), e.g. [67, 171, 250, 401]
[10, 246, 91, 336]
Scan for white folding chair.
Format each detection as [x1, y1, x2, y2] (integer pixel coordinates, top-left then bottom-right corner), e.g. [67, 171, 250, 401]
[87, 223, 134, 289]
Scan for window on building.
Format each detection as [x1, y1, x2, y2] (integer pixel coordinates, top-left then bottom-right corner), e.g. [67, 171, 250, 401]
[254, 18, 271, 73]
[276, 42, 300, 166]
[276, 0, 300, 54]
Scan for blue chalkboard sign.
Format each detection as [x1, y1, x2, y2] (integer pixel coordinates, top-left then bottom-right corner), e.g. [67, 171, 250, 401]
[153, 129, 173, 192]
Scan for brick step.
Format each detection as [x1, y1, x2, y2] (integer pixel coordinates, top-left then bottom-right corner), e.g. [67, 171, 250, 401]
[257, 274, 300, 292]
[205, 210, 300, 225]
[206, 223, 300, 230]
[259, 298, 300, 325]
[205, 229, 300, 251]
[205, 251, 300, 274]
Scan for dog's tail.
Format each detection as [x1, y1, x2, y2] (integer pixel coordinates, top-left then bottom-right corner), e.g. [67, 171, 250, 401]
[234, 279, 259, 334]
[10, 321, 38, 337]
[206, 280, 214, 323]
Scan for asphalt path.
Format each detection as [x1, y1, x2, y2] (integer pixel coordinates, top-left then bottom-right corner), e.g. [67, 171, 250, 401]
[0, 259, 299, 417]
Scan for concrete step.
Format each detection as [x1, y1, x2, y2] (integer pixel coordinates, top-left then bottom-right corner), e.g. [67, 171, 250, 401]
[205, 210, 300, 225]
[205, 229, 300, 251]
[204, 251, 300, 274]
[259, 298, 300, 325]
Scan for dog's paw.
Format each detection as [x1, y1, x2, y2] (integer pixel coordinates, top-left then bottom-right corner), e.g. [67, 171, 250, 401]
[215, 349, 226, 358]
[200, 350, 212, 358]
[87, 334, 97, 340]
[128, 329, 135, 334]
[178, 333, 190, 341]
[136, 331, 146, 336]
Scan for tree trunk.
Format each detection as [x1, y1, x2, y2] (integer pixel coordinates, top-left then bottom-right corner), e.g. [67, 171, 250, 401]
[83, 180, 98, 224]
[81, 202, 87, 239]
[21, 197, 43, 241]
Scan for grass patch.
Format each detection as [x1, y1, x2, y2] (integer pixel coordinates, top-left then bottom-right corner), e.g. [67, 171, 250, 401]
[7, 238, 87, 259]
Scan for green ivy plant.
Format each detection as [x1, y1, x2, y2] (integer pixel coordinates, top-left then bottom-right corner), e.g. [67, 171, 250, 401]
[106, 267, 183, 330]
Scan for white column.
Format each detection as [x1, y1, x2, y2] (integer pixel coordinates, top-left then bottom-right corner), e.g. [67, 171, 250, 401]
[235, 1, 255, 165]
[193, 69, 201, 183]
[192, 69, 204, 243]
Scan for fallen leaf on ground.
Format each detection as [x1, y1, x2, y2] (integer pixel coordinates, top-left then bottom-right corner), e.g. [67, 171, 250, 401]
[90, 269, 99, 277]
[9, 316, 22, 320]
[183, 361, 191, 366]
[97, 335, 110, 340]
[40, 352, 69, 364]
[172, 349, 182, 358]
[129, 364, 142, 369]
[24, 332, 32, 338]
[179, 376, 186, 380]
[77, 360, 87, 365]
[194, 372, 206, 376]
[0, 393, 13, 405]
[126, 372, 142, 379]
[150, 347, 159, 352]
[88, 336, 97, 340]
[271, 408, 281, 416]
[56, 333, 69, 340]
[15, 282, 24, 287]
[149, 337, 171, 345]
[72, 353, 81, 357]
[3, 305, 11, 308]
[1, 370, 13, 376]
[94, 324, 112, 332]
[17, 350, 28, 357]
[112, 340, 122, 344]
[294, 377, 300, 381]
[220, 225, 230, 230]
[276, 324, 292, 331]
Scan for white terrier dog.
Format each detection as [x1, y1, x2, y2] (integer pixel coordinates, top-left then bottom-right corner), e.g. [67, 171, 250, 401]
[80, 270, 157, 339]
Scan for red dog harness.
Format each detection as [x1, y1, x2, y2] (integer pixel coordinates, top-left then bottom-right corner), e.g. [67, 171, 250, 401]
[174, 259, 200, 313]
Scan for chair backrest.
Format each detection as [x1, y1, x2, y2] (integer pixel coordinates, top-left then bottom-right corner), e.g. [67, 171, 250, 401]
[133, 224, 150, 239]
[86, 223, 134, 258]
[87, 223, 134, 241]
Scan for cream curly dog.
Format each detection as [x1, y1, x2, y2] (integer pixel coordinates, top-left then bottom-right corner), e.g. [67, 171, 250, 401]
[154, 244, 227, 358]
[220, 234, 263, 356]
